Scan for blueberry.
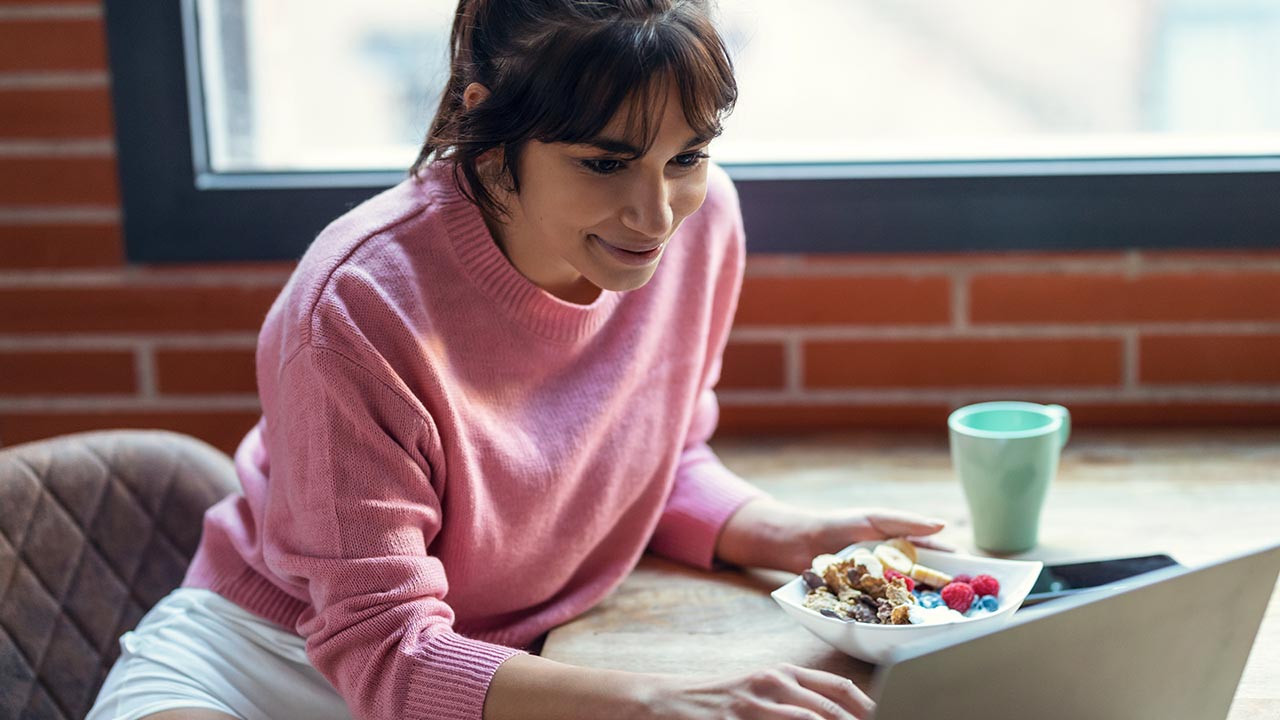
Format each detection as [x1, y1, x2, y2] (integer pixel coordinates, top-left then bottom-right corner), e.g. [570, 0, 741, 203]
[981, 595, 999, 612]
[919, 594, 942, 609]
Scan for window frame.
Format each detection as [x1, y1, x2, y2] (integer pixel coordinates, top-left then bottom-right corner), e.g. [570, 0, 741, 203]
[105, 0, 1280, 263]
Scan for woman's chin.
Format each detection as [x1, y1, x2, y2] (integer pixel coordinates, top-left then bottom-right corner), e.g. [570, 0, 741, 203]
[590, 265, 660, 293]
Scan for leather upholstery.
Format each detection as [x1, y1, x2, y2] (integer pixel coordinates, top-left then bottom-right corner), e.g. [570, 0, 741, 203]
[0, 430, 239, 719]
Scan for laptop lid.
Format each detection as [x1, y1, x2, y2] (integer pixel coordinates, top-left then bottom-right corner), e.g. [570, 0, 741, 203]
[871, 542, 1280, 720]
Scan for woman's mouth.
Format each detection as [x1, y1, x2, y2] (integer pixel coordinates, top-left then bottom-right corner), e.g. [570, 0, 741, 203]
[590, 234, 666, 267]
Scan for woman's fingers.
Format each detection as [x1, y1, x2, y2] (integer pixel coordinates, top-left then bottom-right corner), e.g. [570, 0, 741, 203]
[905, 534, 957, 552]
[786, 666, 875, 719]
[670, 663, 875, 720]
[756, 699, 847, 720]
[792, 667, 874, 717]
[865, 510, 946, 538]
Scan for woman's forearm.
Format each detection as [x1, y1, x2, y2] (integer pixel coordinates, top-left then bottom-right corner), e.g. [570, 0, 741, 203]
[483, 652, 651, 720]
[714, 496, 815, 573]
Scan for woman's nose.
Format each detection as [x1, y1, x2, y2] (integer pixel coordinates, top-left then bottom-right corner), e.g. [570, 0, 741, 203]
[620, 173, 674, 239]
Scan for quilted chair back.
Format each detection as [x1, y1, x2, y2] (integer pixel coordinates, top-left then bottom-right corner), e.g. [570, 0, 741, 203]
[0, 430, 239, 719]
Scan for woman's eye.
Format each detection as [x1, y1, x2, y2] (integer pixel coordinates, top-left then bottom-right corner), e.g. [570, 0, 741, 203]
[580, 152, 709, 176]
[581, 158, 625, 175]
[674, 151, 710, 168]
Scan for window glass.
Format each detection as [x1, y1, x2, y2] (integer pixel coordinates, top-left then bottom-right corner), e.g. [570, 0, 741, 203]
[196, 0, 1280, 173]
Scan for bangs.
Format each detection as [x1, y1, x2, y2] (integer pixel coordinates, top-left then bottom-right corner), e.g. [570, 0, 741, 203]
[417, 0, 740, 220]
[497, 5, 737, 157]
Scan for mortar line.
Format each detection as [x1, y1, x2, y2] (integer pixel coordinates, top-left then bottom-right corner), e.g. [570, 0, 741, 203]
[1124, 330, 1140, 391]
[951, 271, 969, 330]
[784, 333, 804, 395]
[135, 341, 157, 400]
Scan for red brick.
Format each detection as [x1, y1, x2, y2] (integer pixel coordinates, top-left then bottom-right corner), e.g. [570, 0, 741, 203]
[0, 410, 260, 455]
[794, 250, 1131, 268]
[971, 272, 1280, 324]
[156, 348, 257, 395]
[0, 350, 134, 394]
[718, 341, 785, 390]
[0, 285, 280, 333]
[1137, 249, 1280, 264]
[1140, 335, 1280, 384]
[719, 403, 952, 434]
[0, 157, 119, 205]
[714, 401, 1280, 433]
[805, 338, 1123, 388]
[737, 276, 950, 326]
[0, 224, 122, 268]
[0, 88, 113, 138]
[138, 261, 296, 277]
[0, 19, 107, 71]
[1067, 402, 1280, 427]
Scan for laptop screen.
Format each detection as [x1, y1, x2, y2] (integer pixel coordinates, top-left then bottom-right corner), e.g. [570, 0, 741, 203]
[871, 544, 1280, 720]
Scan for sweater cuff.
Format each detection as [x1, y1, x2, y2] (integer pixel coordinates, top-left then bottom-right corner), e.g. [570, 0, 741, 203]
[405, 631, 527, 720]
[648, 449, 768, 571]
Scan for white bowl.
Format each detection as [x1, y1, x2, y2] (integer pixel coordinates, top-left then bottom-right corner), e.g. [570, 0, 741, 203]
[771, 541, 1043, 664]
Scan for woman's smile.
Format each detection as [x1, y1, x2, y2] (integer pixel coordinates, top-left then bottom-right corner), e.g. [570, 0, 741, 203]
[589, 233, 668, 266]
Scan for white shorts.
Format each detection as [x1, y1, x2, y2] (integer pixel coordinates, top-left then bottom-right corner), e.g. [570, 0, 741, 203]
[87, 588, 352, 720]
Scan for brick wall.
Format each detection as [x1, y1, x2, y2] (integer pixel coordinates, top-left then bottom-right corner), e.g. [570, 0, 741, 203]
[2, 2, 1278, 455]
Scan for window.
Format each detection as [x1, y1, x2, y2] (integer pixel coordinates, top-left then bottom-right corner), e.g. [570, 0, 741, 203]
[105, 0, 1280, 261]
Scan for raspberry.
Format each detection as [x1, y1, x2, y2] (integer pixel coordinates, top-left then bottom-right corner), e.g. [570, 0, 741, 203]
[971, 574, 1000, 597]
[884, 569, 916, 592]
[940, 582, 975, 612]
[952, 573, 973, 585]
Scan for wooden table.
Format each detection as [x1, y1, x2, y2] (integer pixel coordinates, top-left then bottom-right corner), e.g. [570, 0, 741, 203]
[541, 429, 1280, 719]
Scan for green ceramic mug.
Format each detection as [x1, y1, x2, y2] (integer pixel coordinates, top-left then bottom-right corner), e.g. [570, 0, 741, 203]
[948, 401, 1071, 554]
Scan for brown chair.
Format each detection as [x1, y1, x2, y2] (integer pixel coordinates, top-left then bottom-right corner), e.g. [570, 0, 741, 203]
[0, 430, 239, 719]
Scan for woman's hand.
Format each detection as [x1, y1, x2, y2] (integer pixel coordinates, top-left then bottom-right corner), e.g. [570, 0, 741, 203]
[716, 496, 953, 574]
[636, 663, 874, 720]
[485, 653, 870, 720]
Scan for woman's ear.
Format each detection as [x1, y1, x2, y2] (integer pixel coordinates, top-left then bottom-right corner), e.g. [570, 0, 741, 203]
[461, 82, 509, 189]
[463, 82, 490, 111]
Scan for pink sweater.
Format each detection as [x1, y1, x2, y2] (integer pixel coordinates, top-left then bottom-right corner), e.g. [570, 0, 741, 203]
[182, 161, 768, 719]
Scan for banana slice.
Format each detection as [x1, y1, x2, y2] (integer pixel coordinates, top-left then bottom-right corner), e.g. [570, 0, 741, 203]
[908, 562, 954, 589]
[884, 537, 918, 565]
[850, 548, 884, 578]
[874, 543, 915, 575]
[810, 554, 843, 574]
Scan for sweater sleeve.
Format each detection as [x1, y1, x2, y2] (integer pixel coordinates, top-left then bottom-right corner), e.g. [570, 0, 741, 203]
[645, 170, 769, 571]
[646, 390, 768, 570]
[262, 344, 523, 720]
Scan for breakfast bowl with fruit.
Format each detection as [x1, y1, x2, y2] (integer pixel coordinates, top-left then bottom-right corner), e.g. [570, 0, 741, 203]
[770, 538, 1043, 664]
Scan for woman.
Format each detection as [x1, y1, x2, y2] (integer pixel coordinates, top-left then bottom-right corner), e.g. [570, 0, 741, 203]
[89, 1, 947, 718]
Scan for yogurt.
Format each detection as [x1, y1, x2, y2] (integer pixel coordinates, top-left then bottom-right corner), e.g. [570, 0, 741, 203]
[907, 602, 998, 625]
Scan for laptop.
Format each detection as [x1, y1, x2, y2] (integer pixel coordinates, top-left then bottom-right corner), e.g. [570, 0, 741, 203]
[871, 542, 1280, 720]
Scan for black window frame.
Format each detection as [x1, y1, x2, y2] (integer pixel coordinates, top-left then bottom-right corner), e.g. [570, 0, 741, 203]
[105, 0, 1280, 263]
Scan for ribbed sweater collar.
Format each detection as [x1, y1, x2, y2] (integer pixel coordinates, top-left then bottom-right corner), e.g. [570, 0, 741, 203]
[425, 165, 622, 344]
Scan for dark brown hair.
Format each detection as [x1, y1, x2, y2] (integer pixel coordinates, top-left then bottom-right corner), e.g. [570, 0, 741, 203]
[411, 0, 737, 221]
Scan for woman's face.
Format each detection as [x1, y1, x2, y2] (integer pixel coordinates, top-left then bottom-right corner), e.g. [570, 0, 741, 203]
[484, 82, 713, 304]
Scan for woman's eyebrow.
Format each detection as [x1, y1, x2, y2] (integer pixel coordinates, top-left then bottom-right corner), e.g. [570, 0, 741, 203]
[582, 133, 712, 155]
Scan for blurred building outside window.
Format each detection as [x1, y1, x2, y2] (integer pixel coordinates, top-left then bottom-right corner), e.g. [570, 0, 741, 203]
[196, 0, 1280, 175]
